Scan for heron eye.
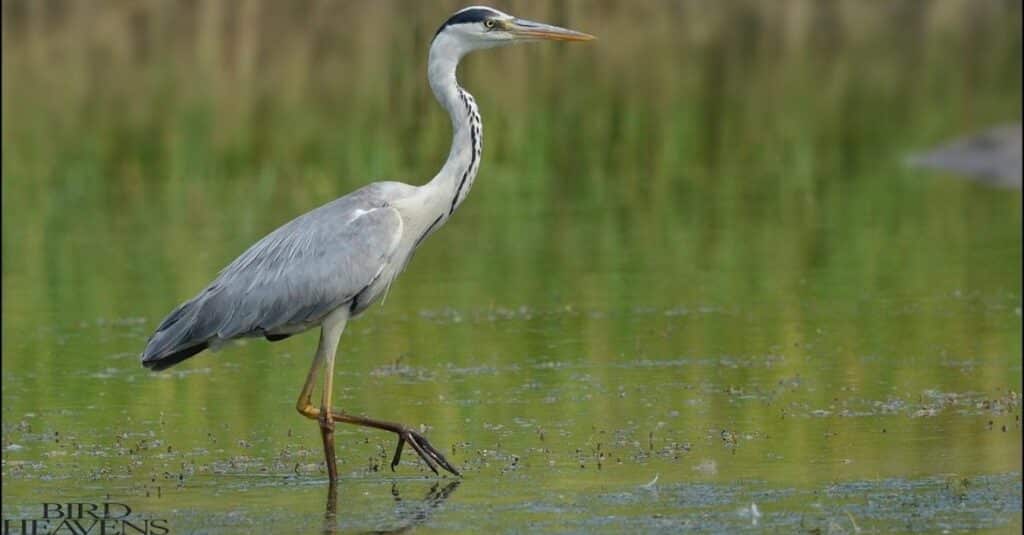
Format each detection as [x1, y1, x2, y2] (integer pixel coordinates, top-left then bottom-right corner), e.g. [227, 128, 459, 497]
[484, 19, 496, 29]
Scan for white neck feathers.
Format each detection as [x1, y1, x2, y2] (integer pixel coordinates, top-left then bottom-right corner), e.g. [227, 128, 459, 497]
[424, 33, 484, 218]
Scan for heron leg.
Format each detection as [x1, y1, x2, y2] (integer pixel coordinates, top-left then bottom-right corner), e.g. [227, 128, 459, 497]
[293, 312, 458, 478]
[295, 345, 325, 420]
[295, 308, 348, 483]
[330, 411, 461, 477]
[299, 407, 459, 477]
[319, 355, 338, 482]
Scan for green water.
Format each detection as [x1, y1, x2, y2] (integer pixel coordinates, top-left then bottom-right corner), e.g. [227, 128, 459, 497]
[2, 1, 1022, 533]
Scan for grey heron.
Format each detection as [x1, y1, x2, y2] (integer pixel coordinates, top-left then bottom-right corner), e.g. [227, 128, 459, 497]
[140, 6, 594, 482]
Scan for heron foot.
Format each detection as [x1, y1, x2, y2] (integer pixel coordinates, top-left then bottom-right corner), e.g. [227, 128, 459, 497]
[389, 427, 461, 477]
[297, 405, 460, 477]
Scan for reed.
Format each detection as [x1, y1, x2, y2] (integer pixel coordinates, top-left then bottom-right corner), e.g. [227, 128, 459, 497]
[3, 1, 1020, 203]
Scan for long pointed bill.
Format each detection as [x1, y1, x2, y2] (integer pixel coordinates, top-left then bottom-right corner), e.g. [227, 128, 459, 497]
[507, 18, 595, 42]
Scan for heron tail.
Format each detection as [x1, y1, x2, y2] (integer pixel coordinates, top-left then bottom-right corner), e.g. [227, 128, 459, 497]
[140, 297, 212, 371]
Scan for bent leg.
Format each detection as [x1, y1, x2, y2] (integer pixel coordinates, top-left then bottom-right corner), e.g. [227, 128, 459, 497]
[293, 308, 458, 478]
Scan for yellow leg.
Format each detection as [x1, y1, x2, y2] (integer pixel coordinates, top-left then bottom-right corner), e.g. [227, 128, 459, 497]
[295, 308, 348, 483]
[318, 322, 341, 482]
[295, 345, 324, 419]
[294, 308, 459, 478]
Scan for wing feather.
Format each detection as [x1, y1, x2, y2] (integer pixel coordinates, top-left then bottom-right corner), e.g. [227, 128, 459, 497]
[141, 190, 404, 368]
[212, 206, 403, 338]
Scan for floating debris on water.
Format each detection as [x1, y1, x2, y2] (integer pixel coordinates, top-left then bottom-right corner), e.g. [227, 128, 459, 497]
[693, 459, 718, 475]
[736, 502, 762, 526]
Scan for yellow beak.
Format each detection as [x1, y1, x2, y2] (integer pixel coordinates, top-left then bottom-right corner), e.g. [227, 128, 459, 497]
[505, 18, 596, 42]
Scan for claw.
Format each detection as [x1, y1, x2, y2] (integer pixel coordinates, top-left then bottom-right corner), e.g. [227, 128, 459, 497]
[390, 437, 406, 471]
[389, 429, 460, 477]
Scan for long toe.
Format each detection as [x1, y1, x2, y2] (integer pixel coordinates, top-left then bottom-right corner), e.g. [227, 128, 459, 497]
[404, 430, 460, 477]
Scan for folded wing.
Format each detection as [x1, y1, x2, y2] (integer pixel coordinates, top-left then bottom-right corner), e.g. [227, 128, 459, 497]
[141, 197, 403, 370]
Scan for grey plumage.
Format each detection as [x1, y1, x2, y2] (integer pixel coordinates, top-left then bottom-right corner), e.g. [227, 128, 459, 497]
[137, 5, 593, 481]
[141, 183, 408, 370]
[140, 8, 594, 375]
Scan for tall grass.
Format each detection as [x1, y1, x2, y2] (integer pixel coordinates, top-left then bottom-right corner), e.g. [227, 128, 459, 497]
[3, 1, 1020, 204]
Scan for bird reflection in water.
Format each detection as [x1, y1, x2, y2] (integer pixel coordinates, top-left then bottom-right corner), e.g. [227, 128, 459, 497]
[322, 480, 462, 534]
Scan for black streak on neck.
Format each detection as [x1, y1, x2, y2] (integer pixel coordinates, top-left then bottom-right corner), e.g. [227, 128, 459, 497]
[449, 89, 479, 216]
[414, 214, 445, 249]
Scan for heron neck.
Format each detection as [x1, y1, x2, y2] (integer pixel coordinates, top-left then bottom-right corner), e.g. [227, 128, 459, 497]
[424, 41, 483, 219]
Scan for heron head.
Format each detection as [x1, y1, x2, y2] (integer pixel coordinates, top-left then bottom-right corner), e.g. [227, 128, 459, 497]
[433, 6, 594, 53]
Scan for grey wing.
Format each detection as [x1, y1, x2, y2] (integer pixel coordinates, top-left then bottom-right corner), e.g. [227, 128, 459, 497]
[141, 203, 403, 370]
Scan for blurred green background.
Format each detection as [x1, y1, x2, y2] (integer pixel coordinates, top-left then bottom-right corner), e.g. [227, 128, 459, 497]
[2, 1, 1021, 532]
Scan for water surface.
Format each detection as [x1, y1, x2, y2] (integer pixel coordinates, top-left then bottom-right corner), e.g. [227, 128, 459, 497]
[2, 1, 1022, 532]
